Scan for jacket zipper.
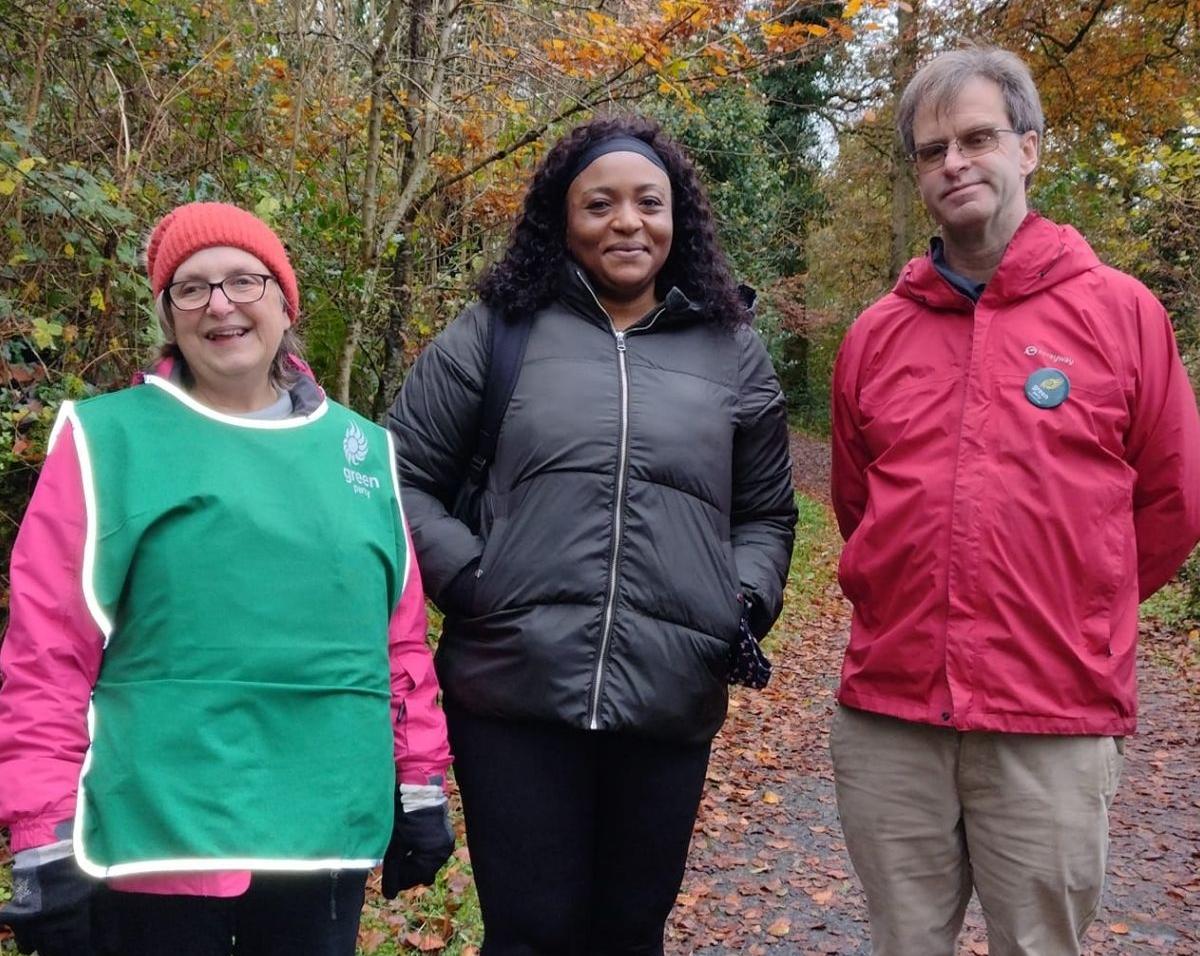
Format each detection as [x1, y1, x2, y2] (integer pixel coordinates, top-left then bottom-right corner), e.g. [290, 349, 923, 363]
[576, 270, 664, 729]
[941, 293, 982, 726]
[590, 326, 630, 728]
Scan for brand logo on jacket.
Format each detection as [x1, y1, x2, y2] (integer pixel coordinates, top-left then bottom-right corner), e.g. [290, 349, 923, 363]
[12, 874, 33, 904]
[1024, 344, 1075, 366]
[342, 422, 380, 497]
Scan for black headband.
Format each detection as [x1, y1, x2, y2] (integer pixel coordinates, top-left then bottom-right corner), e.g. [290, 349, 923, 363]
[567, 135, 669, 185]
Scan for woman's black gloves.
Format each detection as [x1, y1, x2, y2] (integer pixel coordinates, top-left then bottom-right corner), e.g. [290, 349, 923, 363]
[1, 836, 95, 956]
[381, 785, 455, 898]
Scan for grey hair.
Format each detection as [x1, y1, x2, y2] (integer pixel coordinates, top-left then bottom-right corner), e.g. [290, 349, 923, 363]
[154, 288, 304, 390]
[896, 45, 1044, 160]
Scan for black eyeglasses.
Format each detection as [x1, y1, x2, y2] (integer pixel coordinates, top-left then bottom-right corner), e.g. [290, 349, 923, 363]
[911, 127, 1021, 172]
[166, 273, 275, 310]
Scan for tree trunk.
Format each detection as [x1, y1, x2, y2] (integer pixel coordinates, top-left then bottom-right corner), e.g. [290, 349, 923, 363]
[888, 0, 919, 281]
[373, 233, 414, 421]
[781, 330, 811, 419]
[335, 0, 404, 404]
[286, 0, 314, 197]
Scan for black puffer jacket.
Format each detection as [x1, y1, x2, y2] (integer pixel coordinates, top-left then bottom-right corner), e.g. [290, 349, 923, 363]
[390, 269, 796, 742]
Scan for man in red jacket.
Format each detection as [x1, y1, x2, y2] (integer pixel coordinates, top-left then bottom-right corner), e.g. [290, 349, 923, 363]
[830, 45, 1200, 956]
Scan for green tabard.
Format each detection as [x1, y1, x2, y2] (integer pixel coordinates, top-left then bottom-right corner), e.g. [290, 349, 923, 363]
[67, 377, 405, 877]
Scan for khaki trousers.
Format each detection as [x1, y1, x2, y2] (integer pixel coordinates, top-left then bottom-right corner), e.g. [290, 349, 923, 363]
[830, 706, 1123, 956]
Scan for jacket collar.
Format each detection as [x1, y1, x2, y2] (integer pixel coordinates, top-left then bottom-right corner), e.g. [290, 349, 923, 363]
[894, 212, 1102, 312]
[559, 258, 702, 330]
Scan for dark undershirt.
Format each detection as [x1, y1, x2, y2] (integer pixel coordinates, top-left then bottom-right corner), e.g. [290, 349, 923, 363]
[930, 237, 985, 303]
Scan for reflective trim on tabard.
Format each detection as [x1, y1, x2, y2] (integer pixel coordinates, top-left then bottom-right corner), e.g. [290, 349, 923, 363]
[386, 429, 411, 591]
[143, 375, 329, 429]
[52, 403, 113, 640]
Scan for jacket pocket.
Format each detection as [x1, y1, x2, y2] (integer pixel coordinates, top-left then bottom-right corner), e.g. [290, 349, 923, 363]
[836, 528, 870, 619]
[471, 514, 510, 614]
[719, 542, 743, 642]
[1080, 489, 1132, 656]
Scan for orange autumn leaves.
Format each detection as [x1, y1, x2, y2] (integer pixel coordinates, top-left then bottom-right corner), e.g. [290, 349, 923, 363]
[538, 0, 890, 100]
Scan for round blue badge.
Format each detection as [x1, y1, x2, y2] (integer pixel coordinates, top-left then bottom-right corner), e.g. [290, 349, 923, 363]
[1024, 367, 1070, 409]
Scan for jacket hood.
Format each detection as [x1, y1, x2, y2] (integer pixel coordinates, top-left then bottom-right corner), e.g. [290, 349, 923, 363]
[894, 212, 1102, 311]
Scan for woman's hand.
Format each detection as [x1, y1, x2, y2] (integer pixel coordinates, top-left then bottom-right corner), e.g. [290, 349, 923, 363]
[0, 837, 96, 956]
[381, 788, 456, 897]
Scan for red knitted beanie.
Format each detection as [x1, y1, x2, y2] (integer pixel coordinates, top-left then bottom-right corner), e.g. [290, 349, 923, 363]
[146, 202, 300, 322]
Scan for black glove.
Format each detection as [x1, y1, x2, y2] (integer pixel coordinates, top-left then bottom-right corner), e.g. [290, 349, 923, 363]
[381, 798, 455, 897]
[1, 853, 96, 956]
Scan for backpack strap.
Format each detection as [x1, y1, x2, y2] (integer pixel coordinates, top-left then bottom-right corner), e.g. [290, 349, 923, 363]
[466, 311, 530, 483]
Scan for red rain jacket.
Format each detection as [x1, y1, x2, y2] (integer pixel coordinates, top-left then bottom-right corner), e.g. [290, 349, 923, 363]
[832, 213, 1200, 735]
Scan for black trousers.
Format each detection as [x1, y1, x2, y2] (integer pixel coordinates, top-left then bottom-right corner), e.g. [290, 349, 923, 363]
[92, 870, 368, 956]
[446, 699, 712, 956]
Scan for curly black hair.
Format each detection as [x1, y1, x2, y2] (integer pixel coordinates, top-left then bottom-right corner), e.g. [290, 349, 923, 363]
[478, 115, 747, 328]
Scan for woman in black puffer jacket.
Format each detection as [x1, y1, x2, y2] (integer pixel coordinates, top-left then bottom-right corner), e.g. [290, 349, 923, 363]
[389, 115, 796, 955]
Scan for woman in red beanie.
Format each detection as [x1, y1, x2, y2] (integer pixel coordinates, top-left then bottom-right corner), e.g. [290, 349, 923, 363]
[0, 202, 455, 956]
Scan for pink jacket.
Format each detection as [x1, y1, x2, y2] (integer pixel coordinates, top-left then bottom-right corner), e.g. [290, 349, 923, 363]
[832, 213, 1200, 736]
[0, 385, 451, 896]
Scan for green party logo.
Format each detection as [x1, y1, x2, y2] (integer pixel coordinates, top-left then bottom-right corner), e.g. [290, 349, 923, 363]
[342, 421, 379, 496]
